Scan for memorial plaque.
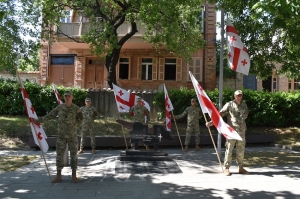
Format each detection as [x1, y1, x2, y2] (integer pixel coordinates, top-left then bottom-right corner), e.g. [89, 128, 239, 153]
[116, 120, 175, 151]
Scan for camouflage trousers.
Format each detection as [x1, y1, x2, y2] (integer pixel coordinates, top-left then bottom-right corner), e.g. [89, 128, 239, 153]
[224, 133, 246, 168]
[56, 136, 78, 170]
[185, 124, 200, 145]
[80, 123, 96, 149]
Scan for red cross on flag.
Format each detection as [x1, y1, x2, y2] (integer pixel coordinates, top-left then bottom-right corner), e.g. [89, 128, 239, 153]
[189, 71, 242, 141]
[226, 18, 250, 75]
[52, 83, 63, 105]
[163, 84, 174, 131]
[19, 82, 49, 153]
[112, 83, 150, 113]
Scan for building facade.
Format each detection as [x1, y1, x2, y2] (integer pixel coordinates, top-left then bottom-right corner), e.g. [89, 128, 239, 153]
[39, 4, 217, 91]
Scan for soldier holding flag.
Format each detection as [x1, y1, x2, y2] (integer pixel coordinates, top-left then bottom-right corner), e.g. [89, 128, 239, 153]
[34, 90, 83, 183]
[173, 98, 203, 152]
[207, 90, 249, 176]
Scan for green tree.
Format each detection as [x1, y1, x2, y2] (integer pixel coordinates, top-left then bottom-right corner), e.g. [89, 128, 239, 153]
[0, 0, 41, 74]
[214, 0, 300, 79]
[41, 0, 207, 88]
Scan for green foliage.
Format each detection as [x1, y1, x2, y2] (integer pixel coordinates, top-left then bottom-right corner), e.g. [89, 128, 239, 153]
[154, 87, 300, 128]
[0, 0, 41, 74]
[213, 0, 300, 79]
[0, 78, 87, 116]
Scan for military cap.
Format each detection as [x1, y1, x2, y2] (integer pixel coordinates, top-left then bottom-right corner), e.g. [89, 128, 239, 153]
[234, 90, 243, 95]
[191, 98, 197, 102]
[85, 98, 91, 102]
[64, 90, 73, 96]
[136, 97, 142, 102]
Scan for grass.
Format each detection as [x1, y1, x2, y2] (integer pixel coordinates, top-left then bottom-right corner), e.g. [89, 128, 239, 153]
[1, 115, 300, 171]
[0, 155, 38, 172]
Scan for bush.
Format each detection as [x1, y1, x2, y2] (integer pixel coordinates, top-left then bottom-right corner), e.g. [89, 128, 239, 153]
[153, 87, 300, 128]
[0, 78, 88, 116]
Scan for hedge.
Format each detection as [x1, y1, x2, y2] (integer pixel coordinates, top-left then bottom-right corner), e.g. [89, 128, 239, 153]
[0, 79, 88, 116]
[153, 87, 300, 128]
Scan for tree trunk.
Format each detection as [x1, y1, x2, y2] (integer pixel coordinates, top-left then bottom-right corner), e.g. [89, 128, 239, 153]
[105, 22, 138, 88]
[106, 48, 121, 88]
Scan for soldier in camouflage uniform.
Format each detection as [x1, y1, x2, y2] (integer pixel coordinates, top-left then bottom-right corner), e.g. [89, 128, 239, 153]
[174, 98, 202, 152]
[35, 90, 83, 183]
[78, 98, 98, 154]
[207, 90, 249, 176]
[128, 97, 150, 149]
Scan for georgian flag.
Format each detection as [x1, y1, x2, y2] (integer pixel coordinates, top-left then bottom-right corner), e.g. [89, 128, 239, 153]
[164, 84, 174, 131]
[19, 82, 49, 153]
[189, 71, 242, 141]
[52, 83, 63, 104]
[226, 18, 250, 75]
[112, 83, 150, 112]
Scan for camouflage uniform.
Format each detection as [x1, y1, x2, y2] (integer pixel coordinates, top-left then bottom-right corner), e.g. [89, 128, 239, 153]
[129, 105, 150, 148]
[79, 105, 98, 150]
[175, 106, 202, 145]
[129, 105, 150, 124]
[37, 104, 83, 170]
[220, 100, 248, 168]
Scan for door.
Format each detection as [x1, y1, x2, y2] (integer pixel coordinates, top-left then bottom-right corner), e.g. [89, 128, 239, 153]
[85, 59, 104, 88]
[50, 65, 74, 87]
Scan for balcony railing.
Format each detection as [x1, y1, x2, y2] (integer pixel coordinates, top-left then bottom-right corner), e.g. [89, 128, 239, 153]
[56, 21, 146, 38]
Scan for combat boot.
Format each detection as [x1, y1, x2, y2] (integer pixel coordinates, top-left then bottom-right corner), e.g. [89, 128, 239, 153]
[72, 169, 79, 183]
[77, 149, 84, 154]
[145, 145, 149, 150]
[224, 167, 231, 176]
[238, 166, 249, 174]
[92, 148, 96, 154]
[184, 146, 188, 152]
[52, 169, 62, 183]
[195, 145, 201, 151]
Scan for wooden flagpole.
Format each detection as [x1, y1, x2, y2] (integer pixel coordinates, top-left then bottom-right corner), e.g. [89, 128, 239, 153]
[118, 112, 128, 150]
[171, 111, 184, 151]
[16, 69, 52, 182]
[203, 113, 224, 173]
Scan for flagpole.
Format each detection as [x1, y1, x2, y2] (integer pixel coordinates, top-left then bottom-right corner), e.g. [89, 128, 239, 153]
[16, 69, 52, 182]
[203, 114, 224, 173]
[217, 8, 225, 157]
[171, 111, 184, 151]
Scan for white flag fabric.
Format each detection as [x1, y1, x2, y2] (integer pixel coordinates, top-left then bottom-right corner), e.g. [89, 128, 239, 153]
[112, 83, 150, 112]
[19, 83, 49, 153]
[52, 83, 63, 104]
[164, 84, 174, 131]
[189, 71, 242, 141]
[226, 18, 250, 75]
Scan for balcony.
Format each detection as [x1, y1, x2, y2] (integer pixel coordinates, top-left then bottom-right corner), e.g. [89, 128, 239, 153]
[54, 21, 152, 49]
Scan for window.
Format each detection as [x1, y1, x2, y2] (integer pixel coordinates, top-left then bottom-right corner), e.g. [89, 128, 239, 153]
[60, 10, 72, 23]
[197, 7, 205, 33]
[119, 58, 129, 79]
[272, 76, 277, 92]
[187, 57, 202, 82]
[88, 60, 104, 65]
[289, 79, 300, 90]
[51, 56, 74, 65]
[141, 58, 152, 80]
[164, 59, 176, 80]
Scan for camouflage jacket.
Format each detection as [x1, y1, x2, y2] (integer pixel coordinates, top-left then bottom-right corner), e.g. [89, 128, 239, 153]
[129, 105, 150, 124]
[38, 104, 83, 137]
[80, 106, 98, 124]
[175, 106, 202, 126]
[220, 100, 248, 130]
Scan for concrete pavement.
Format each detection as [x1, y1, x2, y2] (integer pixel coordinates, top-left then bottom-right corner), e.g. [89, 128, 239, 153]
[0, 146, 300, 199]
